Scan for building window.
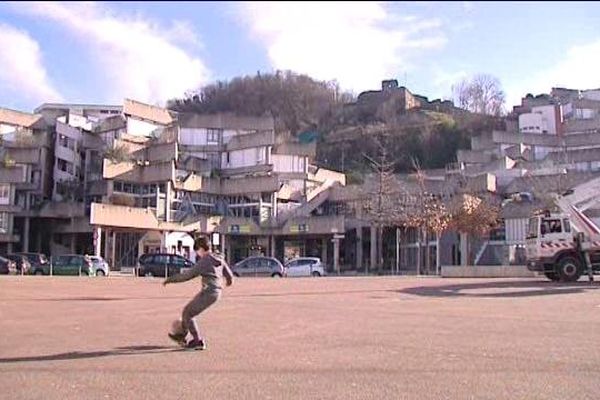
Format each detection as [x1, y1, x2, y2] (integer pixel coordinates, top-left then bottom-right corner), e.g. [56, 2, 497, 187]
[58, 134, 75, 150]
[256, 147, 264, 164]
[57, 158, 74, 174]
[0, 184, 10, 205]
[207, 128, 221, 143]
[0, 212, 8, 233]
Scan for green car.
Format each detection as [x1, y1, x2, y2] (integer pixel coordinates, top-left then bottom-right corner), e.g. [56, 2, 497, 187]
[51, 255, 96, 276]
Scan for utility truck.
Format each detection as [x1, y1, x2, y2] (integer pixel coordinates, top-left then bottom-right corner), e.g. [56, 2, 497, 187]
[526, 176, 600, 282]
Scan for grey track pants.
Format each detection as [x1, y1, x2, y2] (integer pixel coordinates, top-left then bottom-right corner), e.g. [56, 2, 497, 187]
[181, 288, 221, 341]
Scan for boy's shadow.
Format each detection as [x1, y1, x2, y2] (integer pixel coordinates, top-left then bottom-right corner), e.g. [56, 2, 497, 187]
[0, 345, 184, 364]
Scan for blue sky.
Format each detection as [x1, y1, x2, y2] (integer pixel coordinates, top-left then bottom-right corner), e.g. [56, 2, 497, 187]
[1, 1, 599, 112]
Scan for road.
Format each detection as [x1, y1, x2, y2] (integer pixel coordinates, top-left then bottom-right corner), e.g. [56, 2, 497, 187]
[1, 276, 599, 399]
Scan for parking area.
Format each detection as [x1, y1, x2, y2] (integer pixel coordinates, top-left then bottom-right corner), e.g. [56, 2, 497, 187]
[1, 276, 599, 399]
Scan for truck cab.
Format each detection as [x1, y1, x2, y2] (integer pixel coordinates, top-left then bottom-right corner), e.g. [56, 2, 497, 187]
[526, 212, 581, 281]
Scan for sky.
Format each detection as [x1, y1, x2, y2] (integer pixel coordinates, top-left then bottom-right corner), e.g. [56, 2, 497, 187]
[1, 1, 599, 112]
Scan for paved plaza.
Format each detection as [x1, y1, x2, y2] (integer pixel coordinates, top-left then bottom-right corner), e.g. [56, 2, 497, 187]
[1, 275, 599, 399]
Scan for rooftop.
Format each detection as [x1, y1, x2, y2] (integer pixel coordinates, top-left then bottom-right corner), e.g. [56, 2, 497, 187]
[34, 103, 122, 113]
[0, 108, 44, 128]
[123, 99, 174, 125]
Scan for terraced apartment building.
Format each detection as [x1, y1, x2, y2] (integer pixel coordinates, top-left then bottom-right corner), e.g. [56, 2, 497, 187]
[1, 99, 348, 270]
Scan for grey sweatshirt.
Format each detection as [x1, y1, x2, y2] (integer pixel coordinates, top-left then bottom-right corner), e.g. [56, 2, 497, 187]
[164, 253, 233, 290]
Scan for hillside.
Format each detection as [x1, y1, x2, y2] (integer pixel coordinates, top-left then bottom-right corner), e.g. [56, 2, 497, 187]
[168, 72, 502, 176]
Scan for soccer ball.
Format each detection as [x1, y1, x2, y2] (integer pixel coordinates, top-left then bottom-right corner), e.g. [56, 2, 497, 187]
[170, 319, 185, 336]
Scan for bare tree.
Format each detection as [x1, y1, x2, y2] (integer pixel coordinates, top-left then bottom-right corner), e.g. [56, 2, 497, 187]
[362, 137, 406, 273]
[453, 74, 506, 116]
[404, 162, 451, 274]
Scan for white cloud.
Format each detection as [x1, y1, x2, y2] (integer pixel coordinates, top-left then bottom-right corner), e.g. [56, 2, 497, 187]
[505, 39, 600, 109]
[13, 2, 210, 104]
[0, 23, 63, 106]
[236, 2, 446, 93]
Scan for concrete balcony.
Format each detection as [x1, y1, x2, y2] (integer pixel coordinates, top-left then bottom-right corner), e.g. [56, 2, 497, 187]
[220, 175, 279, 195]
[308, 167, 346, 185]
[281, 215, 346, 235]
[0, 233, 20, 243]
[36, 201, 86, 218]
[179, 156, 213, 174]
[178, 112, 274, 132]
[492, 130, 560, 147]
[3, 130, 52, 148]
[5, 147, 40, 164]
[219, 164, 273, 178]
[217, 215, 346, 236]
[131, 141, 178, 163]
[172, 174, 278, 195]
[0, 108, 42, 129]
[217, 217, 263, 235]
[0, 204, 23, 213]
[90, 202, 210, 232]
[225, 130, 275, 151]
[179, 144, 223, 154]
[54, 168, 76, 185]
[103, 160, 175, 183]
[456, 173, 497, 194]
[272, 141, 316, 157]
[123, 98, 174, 125]
[0, 165, 27, 183]
[456, 149, 492, 164]
[173, 173, 204, 192]
[55, 145, 80, 166]
[182, 173, 285, 196]
[15, 181, 40, 191]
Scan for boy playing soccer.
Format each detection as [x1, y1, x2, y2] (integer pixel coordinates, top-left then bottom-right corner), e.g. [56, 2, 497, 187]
[163, 236, 234, 350]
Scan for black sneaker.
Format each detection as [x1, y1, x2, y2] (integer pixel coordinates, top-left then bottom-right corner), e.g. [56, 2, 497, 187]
[185, 339, 206, 351]
[168, 332, 187, 347]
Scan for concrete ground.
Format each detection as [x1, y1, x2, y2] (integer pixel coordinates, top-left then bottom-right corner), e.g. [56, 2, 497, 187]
[1, 275, 599, 400]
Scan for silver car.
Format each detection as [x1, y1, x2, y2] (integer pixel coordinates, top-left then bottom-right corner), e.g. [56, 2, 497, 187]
[284, 257, 326, 277]
[232, 256, 284, 278]
[90, 256, 110, 277]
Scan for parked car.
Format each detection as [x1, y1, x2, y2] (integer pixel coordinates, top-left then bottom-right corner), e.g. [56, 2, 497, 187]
[15, 252, 51, 275]
[90, 256, 109, 277]
[5, 254, 31, 275]
[51, 255, 95, 276]
[284, 257, 326, 277]
[0, 256, 17, 275]
[231, 256, 285, 278]
[137, 253, 193, 277]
